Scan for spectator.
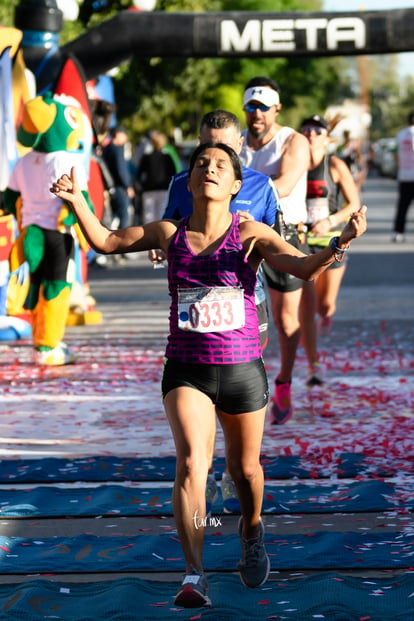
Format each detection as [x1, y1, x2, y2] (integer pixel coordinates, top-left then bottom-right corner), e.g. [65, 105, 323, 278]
[102, 124, 135, 230]
[337, 129, 366, 192]
[392, 111, 414, 242]
[137, 130, 177, 223]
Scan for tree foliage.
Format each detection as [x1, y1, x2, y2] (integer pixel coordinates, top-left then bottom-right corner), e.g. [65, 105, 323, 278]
[0, 1, 17, 27]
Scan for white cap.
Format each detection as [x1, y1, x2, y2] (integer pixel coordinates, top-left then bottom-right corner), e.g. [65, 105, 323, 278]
[243, 86, 280, 107]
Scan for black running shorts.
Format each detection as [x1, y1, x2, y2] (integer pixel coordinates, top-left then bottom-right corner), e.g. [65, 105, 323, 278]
[264, 227, 309, 293]
[162, 357, 269, 414]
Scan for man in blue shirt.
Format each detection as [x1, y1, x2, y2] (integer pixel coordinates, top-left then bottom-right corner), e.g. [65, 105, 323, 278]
[163, 116, 278, 230]
[150, 109, 280, 514]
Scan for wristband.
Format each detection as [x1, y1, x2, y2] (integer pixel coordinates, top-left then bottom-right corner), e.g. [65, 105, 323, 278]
[329, 236, 349, 263]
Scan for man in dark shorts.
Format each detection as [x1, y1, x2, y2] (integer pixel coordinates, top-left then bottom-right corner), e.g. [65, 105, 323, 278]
[240, 76, 320, 425]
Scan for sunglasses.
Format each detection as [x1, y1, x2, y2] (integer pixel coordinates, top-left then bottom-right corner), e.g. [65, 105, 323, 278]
[301, 125, 327, 136]
[244, 102, 272, 113]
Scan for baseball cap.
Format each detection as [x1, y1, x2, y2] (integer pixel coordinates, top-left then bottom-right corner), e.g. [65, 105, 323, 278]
[243, 86, 280, 108]
[300, 115, 331, 131]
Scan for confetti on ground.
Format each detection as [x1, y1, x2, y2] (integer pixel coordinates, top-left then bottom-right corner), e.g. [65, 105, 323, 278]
[0, 321, 413, 462]
[0, 573, 413, 620]
[0, 317, 413, 620]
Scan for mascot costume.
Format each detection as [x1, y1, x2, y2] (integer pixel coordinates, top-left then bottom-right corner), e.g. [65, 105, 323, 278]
[3, 92, 94, 365]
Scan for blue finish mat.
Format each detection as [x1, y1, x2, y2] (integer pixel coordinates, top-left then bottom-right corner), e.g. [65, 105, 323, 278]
[0, 453, 410, 482]
[0, 573, 413, 620]
[0, 531, 413, 572]
[0, 479, 407, 517]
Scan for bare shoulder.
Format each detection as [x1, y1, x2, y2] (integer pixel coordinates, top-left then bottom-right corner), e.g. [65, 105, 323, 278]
[239, 219, 277, 242]
[159, 218, 180, 232]
[287, 129, 308, 146]
[329, 154, 356, 181]
[330, 154, 347, 170]
[138, 219, 179, 249]
[240, 219, 295, 264]
[283, 129, 309, 155]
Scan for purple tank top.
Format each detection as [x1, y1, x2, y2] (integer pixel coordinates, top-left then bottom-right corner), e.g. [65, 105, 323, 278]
[165, 213, 261, 364]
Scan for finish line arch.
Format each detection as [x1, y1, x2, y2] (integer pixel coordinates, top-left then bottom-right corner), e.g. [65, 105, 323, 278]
[13, 6, 414, 88]
[59, 9, 414, 80]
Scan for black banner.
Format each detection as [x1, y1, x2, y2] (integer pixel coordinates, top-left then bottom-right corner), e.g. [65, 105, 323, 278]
[61, 9, 413, 79]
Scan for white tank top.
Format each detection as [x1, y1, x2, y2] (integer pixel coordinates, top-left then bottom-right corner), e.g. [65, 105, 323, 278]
[241, 127, 307, 224]
[397, 126, 414, 182]
[8, 151, 88, 230]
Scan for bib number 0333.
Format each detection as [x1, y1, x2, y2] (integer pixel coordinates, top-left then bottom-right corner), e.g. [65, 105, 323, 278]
[177, 286, 245, 333]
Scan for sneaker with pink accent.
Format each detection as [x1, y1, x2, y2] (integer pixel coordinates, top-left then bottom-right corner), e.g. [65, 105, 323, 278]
[270, 381, 293, 425]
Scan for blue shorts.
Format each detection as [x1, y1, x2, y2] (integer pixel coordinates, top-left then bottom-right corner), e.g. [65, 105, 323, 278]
[162, 358, 269, 414]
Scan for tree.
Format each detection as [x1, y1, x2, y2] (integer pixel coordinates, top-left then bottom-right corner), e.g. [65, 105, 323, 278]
[0, 1, 17, 27]
[366, 55, 403, 140]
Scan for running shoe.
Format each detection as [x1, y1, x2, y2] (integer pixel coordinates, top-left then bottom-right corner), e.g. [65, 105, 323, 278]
[205, 473, 218, 516]
[174, 567, 211, 607]
[221, 472, 241, 514]
[391, 233, 405, 243]
[237, 517, 270, 588]
[306, 362, 324, 387]
[269, 381, 293, 425]
[34, 342, 76, 366]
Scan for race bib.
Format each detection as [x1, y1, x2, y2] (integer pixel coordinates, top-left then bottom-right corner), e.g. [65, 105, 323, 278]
[307, 198, 330, 225]
[177, 286, 245, 333]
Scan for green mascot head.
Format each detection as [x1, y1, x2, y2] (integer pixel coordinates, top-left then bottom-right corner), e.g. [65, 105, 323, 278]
[17, 92, 89, 154]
